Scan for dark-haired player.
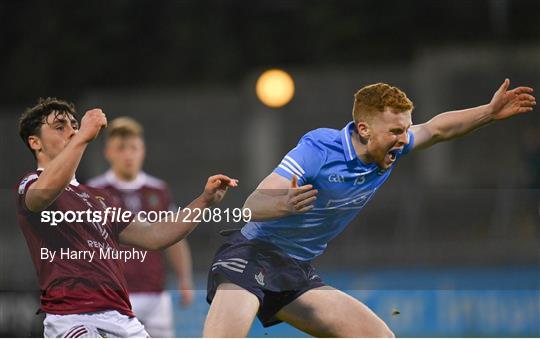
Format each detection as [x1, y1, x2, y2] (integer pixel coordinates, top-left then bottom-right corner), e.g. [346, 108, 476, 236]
[16, 98, 237, 337]
[88, 117, 193, 337]
[204, 80, 535, 337]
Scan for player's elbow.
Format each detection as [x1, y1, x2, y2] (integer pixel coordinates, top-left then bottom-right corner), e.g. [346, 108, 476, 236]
[242, 199, 267, 222]
[367, 324, 395, 338]
[242, 194, 260, 217]
[383, 329, 395, 338]
[243, 191, 257, 210]
[25, 190, 57, 212]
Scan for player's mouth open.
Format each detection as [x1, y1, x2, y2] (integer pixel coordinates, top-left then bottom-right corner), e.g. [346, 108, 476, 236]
[386, 148, 400, 162]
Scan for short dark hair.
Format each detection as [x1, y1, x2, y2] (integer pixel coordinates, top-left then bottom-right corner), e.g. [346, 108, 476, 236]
[19, 97, 77, 156]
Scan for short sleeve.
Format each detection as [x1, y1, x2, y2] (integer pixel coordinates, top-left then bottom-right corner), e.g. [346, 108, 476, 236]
[273, 137, 326, 186]
[16, 172, 40, 213]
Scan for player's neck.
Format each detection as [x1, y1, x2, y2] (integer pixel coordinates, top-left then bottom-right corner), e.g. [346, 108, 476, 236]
[36, 159, 48, 170]
[111, 169, 138, 182]
[351, 130, 374, 164]
[36, 155, 52, 170]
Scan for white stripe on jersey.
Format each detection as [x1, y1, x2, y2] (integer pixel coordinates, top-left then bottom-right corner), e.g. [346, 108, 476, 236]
[285, 156, 305, 174]
[343, 127, 354, 160]
[278, 164, 297, 177]
[281, 159, 303, 177]
[18, 174, 38, 195]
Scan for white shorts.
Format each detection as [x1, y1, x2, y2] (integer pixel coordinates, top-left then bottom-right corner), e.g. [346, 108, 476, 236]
[130, 292, 174, 338]
[43, 310, 148, 338]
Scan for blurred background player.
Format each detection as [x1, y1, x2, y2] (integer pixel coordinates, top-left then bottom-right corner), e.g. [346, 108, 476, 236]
[16, 98, 237, 337]
[204, 80, 535, 337]
[87, 117, 194, 337]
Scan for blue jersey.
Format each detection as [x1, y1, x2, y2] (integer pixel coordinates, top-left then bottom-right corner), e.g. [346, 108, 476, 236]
[241, 121, 414, 261]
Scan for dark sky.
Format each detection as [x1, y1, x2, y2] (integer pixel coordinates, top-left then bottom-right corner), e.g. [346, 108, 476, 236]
[1, 0, 538, 105]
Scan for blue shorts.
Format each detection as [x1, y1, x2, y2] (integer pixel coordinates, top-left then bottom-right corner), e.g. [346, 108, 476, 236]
[206, 231, 325, 327]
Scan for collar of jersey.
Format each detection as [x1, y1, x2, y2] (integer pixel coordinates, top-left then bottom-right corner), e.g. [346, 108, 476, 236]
[105, 169, 147, 190]
[36, 167, 79, 186]
[340, 121, 357, 162]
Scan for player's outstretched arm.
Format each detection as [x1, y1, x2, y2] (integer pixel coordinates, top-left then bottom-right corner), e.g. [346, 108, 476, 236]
[410, 79, 535, 150]
[243, 173, 318, 221]
[26, 109, 107, 212]
[119, 174, 238, 251]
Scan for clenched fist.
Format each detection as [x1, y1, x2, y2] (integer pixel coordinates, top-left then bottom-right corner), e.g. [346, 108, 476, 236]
[76, 109, 107, 143]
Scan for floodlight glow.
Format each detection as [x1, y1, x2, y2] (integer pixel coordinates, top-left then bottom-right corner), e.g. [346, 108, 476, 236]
[255, 69, 295, 108]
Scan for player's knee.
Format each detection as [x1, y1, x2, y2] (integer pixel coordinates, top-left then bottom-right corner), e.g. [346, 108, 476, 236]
[374, 324, 395, 338]
[382, 328, 395, 338]
[363, 321, 394, 338]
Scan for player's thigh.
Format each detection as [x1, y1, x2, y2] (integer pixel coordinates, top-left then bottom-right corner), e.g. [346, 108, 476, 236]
[203, 282, 260, 338]
[138, 292, 174, 338]
[275, 286, 394, 338]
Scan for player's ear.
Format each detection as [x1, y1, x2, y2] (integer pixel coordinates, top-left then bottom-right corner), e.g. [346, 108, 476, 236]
[356, 121, 370, 140]
[28, 135, 42, 153]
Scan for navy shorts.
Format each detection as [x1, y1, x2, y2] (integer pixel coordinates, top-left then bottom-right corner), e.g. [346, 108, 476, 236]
[206, 231, 325, 327]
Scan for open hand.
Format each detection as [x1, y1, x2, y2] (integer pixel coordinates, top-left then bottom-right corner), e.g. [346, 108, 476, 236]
[489, 79, 535, 120]
[286, 175, 318, 214]
[200, 174, 238, 205]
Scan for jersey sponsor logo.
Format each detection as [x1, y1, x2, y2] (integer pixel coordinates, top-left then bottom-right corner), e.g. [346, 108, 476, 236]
[324, 189, 376, 210]
[328, 173, 345, 183]
[254, 271, 265, 286]
[330, 174, 367, 185]
[211, 258, 247, 273]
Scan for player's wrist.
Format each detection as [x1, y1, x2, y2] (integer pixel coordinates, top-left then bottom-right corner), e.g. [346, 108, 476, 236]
[71, 132, 93, 145]
[484, 103, 497, 121]
[195, 194, 213, 208]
